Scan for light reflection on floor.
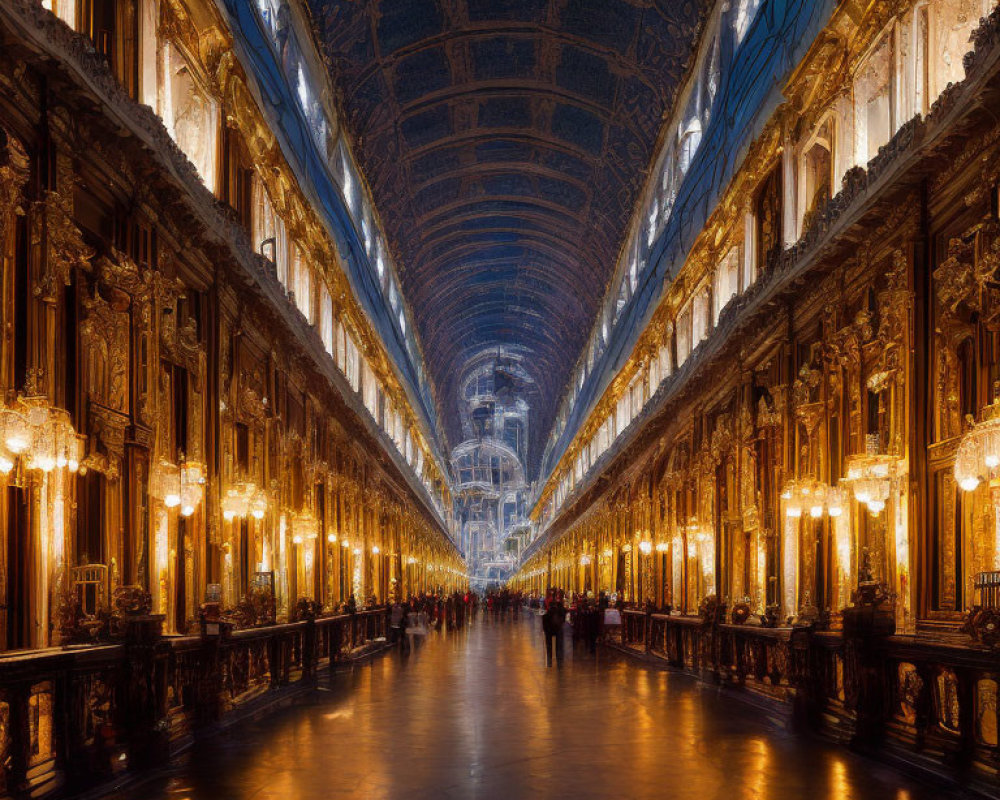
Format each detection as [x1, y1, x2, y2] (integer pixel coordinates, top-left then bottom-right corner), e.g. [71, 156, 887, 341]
[100, 615, 960, 800]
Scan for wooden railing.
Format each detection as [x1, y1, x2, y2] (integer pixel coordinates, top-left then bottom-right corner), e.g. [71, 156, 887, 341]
[615, 608, 1000, 794]
[0, 609, 388, 799]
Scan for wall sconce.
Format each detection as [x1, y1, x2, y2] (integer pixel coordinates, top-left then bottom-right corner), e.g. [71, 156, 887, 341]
[152, 457, 205, 516]
[0, 397, 85, 476]
[843, 437, 897, 515]
[290, 510, 319, 543]
[222, 480, 268, 521]
[781, 480, 844, 518]
[638, 540, 653, 555]
[955, 391, 1000, 498]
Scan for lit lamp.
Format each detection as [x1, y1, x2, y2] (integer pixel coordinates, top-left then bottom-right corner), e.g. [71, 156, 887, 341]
[843, 437, 897, 515]
[152, 457, 205, 516]
[222, 481, 268, 521]
[179, 461, 206, 517]
[955, 390, 1000, 502]
[781, 480, 844, 518]
[638, 540, 653, 555]
[290, 510, 319, 544]
[0, 397, 84, 476]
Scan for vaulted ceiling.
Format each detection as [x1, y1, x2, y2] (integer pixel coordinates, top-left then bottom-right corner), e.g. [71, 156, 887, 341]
[307, 0, 707, 476]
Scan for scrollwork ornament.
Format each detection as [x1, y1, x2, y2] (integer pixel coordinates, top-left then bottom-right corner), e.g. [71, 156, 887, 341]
[0, 126, 29, 245]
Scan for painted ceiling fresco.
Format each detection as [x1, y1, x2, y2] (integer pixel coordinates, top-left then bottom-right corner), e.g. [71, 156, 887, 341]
[307, 0, 707, 475]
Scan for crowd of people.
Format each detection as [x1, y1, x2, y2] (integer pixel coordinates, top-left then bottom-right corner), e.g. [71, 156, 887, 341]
[531, 589, 623, 666]
[377, 586, 626, 666]
[482, 588, 525, 621]
[385, 591, 478, 651]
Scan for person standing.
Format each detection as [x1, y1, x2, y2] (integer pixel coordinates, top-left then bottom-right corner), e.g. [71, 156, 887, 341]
[541, 592, 567, 667]
[389, 601, 405, 647]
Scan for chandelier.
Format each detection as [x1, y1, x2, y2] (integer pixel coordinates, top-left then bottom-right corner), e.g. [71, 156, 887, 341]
[781, 480, 844, 519]
[290, 510, 319, 544]
[0, 396, 85, 475]
[151, 457, 206, 517]
[843, 435, 897, 515]
[221, 480, 268, 521]
[954, 392, 1000, 497]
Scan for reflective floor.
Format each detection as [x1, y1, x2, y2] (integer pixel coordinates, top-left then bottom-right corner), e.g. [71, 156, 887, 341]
[103, 614, 957, 800]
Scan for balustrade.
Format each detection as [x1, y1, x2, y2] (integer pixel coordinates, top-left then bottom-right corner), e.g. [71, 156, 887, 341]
[0, 609, 387, 800]
[612, 609, 1000, 789]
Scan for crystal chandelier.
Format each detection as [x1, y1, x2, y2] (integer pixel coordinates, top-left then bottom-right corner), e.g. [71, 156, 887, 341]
[290, 510, 319, 544]
[0, 396, 85, 475]
[151, 457, 206, 517]
[781, 480, 844, 519]
[221, 480, 268, 521]
[843, 436, 897, 515]
[954, 391, 1000, 496]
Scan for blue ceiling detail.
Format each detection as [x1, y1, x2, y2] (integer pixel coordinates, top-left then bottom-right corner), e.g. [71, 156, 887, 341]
[307, 0, 707, 476]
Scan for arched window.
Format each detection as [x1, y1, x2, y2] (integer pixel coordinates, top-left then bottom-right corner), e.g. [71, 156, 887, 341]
[799, 117, 834, 234]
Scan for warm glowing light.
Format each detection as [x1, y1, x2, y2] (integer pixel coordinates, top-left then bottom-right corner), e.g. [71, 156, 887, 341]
[960, 476, 981, 492]
[638, 540, 652, 555]
[372, 545, 380, 554]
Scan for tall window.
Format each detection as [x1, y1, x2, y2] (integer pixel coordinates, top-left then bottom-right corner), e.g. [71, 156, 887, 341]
[713, 247, 741, 324]
[319, 285, 334, 355]
[676, 303, 693, 366]
[291, 246, 313, 322]
[799, 119, 834, 234]
[854, 31, 893, 165]
[930, 0, 983, 98]
[755, 165, 783, 274]
[253, 180, 289, 283]
[160, 42, 218, 186]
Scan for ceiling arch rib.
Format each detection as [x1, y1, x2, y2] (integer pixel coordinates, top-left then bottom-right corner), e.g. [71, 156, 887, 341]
[308, 0, 707, 476]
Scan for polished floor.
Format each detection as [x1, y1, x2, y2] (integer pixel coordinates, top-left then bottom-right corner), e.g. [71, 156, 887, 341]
[102, 613, 957, 800]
